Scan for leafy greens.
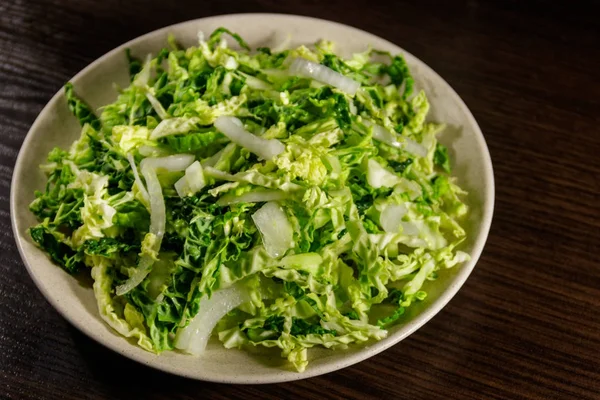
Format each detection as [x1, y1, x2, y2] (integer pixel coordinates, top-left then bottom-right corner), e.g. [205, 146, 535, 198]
[29, 28, 469, 372]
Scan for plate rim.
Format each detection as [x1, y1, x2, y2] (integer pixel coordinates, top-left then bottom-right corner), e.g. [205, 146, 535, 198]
[10, 12, 495, 384]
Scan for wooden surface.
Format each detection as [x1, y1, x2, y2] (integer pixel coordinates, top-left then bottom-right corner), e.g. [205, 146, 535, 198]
[1, 0, 600, 398]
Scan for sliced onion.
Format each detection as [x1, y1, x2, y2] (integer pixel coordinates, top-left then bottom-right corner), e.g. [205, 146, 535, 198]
[175, 284, 250, 355]
[289, 57, 360, 96]
[380, 203, 408, 233]
[116, 155, 195, 295]
[145, 91, 169, 120]
[367, 159, 401, 189]
[224, 56, 238, 70]
[364, 120, 427, 157]
[402, 139, 428, 158]
[252, 202, 294, 258]
[240, 73, 272, 90]
[270, 33, 291, 53]
[216, 189, 288, 206]
[174, 161, 206, 198]
[150, 117, 200, 140]
[116, 164, 164, 296]
[116, 253, 154, 296]
[127, 153, 149, 204]
[132, 54, 152, 88]
[400, 221, 419, 236]
[138, 145, 170, 157]
[411, 220, 447, 250]
[184, 161, 206, 192]
[220, 73, 233, 96]
[140, 154, 195, 172]
[235, 70, 273, 91]
[131, 55, 168, 120]
[395, 178, 422, 200]
[381, 205, 418, 235]
[349, 100, 357, 115]
[365, 120, 396, 144]
[214, 116, 285, 161]
[141, 164, 166, 243]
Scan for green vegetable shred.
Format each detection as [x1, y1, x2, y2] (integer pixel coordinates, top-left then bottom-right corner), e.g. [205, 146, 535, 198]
[28, 28, 470, 372]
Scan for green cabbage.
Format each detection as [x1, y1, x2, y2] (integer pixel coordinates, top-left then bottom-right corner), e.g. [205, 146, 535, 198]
[29, 28, 469, 372]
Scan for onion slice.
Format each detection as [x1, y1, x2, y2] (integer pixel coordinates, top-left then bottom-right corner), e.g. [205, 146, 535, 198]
[174, 161, 206, 198]
[127, 153, 149, 204]
[140, 154, 195, 172]
[289, 57, 360, 96]
[367, 159, 401, 189]
[137, 145, 170, 157]
[379, 203, 418, 236]
[145, 92, 169, 120]
[214, 116, 285, 161]
[380, 203, 408, 233]
[116, 155, 195, 296]
[116, 253, 155, 296]
[364, 120, 427, 157]
[174, 284, 250, 355]
[141, 163, 166, 239]
[116, 163, 164, 296]
[252, 202, 294, 258]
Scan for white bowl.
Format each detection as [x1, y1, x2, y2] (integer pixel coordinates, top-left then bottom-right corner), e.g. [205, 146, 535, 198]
[11, 13, 494, 384]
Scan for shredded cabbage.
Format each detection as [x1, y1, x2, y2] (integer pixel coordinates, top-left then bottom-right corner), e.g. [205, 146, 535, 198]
[28, 27, 470, 373]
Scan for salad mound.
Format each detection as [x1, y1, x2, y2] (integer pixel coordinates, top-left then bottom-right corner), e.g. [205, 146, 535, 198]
[28, 28, 469, 372]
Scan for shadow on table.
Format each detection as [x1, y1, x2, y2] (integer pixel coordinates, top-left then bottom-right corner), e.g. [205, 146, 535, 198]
[68, 325, 226, 399]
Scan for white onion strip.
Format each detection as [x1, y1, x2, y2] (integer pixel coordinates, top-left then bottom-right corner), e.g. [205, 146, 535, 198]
[116, 254, 155, 297]
[214, 116, 284, 161]
[367, 159, 401, 189]
[130, 54, 168, 120]
[140, 154, 195, 171]
[137, 145, 170, 157]
[174, 161, 206, 198]
[132, 54, 152, 88]
[127, 153, 149, 205]
[145, 91, 169, 120]
[364, 120, 427, 157]
[252, 202, 294, 258]
[380, 203, 408, 234]
[379, 203, 419, 236]
[116, 164, 164, 296]
[116, 155, 195, 296]
[289, 57, 360, 96]
[175, 284, 250, 355]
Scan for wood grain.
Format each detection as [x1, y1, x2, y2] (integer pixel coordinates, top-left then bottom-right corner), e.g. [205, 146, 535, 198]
[1, 0, 600, 399]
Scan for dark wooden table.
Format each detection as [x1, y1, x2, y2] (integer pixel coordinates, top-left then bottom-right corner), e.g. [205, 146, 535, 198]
[2, 1, 599, 399]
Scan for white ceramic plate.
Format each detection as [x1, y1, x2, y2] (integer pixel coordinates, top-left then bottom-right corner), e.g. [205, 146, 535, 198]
[11, 13, 494, 384]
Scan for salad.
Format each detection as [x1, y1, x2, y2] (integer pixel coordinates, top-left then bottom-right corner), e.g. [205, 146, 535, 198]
[28, 28, 469, 372]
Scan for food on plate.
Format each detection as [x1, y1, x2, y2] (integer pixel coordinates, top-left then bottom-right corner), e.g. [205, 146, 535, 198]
[28, 28, 469, 372]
